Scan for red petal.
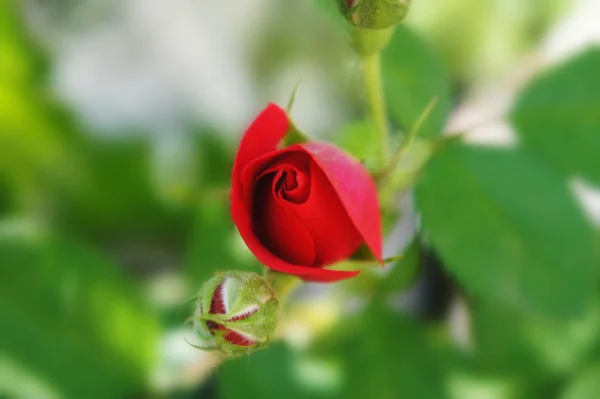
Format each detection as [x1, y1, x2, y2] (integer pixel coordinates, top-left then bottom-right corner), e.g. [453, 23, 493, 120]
[301, 268, 361, 282]
[285, 160, 362, 265]
[227, 305, 260, 322]
[209, 280, 227, 314]
[252, 172, 316, 265]
[223, 329, 256, 346]
[300, 142, 383, 263]
[232, 144, 324, 277]
[232, 103, 289, 191]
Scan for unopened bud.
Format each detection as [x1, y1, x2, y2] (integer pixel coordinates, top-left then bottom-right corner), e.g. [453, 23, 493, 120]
[191, 271, 279, 356]
[339, 0, 411, 30]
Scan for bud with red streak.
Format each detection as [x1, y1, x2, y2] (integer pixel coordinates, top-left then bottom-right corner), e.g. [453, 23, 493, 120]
[191, 271, 279, 356]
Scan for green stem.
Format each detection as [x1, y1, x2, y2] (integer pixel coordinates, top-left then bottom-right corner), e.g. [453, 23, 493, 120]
[362, 52, 390, 167]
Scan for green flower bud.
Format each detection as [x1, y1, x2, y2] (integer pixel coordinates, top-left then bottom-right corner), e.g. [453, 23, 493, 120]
[339, 0, 411, 30]
[191, 271, 279, 356]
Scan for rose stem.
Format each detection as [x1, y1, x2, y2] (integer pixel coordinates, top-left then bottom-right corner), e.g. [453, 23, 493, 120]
[362, 52, 390, 168]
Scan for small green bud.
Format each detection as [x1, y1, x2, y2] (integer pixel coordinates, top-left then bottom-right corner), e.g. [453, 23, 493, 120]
[339, 0, 411, 30]
[191, 271, 279, 356]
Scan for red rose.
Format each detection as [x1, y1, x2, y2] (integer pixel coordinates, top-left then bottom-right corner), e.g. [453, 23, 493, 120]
[230, 103, 383, 282]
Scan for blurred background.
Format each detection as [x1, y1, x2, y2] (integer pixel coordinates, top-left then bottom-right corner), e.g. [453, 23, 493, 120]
[2, 0, 600, 398]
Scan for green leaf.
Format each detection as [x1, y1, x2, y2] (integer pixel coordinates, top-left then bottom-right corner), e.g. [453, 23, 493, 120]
[561, 364, 600, 399]
[377, 239, 421, 296]
[415, 142, 598, 318]
[382, 27, 451, 138]
[283, 120, 311, 146]
[511, 48, 600, 186]
[0, 232, 159, 398]
[334, 121, 379, 169]
[219, 343, 328, 399]
[0, 0, 82, 206]
[220, 305, 446, 399]
[57, 139, 185, 238]
[185, 198, 244, 287]
[471, 298, 600, 377]
[317, 303, 447, 399]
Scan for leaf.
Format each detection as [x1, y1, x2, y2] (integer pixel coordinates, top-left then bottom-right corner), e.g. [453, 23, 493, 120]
[382, 27, 451, 138]
[415, 142, 598, 318]
[511, 48, 600, 186]
[0, 232, 159, 399]
[561, 364, 600, 399]
[377, 239, 421, 296]
[184, 198, 245, 288]
[219, 343, 328, 399]
[471, 298, 600, 377]
[316, 303, 447, 399]
[283, 120, 311, 146]
[220, 305, 446, 399]
[333, 121, 379, 170]
[0, 0, 82, 205]
[57, 139, 185, 238]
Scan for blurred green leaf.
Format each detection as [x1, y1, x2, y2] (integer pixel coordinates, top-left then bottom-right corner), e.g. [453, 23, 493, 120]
[382, 27, 451, 138]
[219, 343, 328, 399]
[471, 298, 600, 378]
[56, 139, 186, 239]
[318, 303, 447, 399]
[185, 198, 239, 288]
[0, 1, 81, 206]
[334, 121, 379, 169]
[416, 142, 597, 318]
[185, 133, 260, 288]
[221, 305, 446, 399]
[561, 364, 600, 399]
[377, 239, 421, 297]
[511, 48, 600, 186]
[0, 232, 159, 398]
[195, 132, 233, 190]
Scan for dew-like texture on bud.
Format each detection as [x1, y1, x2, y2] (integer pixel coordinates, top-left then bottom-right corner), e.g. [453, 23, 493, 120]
[339, 0, 410, 30]
[192, 271, 279, 356]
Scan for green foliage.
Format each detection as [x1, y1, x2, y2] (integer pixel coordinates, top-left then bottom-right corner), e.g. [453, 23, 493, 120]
[561, 364, 600, 399]
[220, 304, 446, 399]
[382, 27, 452, 138]
[471, 298, 600, 377]
[0, 232, 159, 399]
[184, 134, 261, 287]
[376, 239, 421, 296]
[320, 303, 446, 399]
[219, 344, 328, 399]
[0, 1, 81, 207]
[416, 142, 598, 318]
[511, 48, 600, 186]
[57, 139, 186, 238]
[333, 120, 379, 169]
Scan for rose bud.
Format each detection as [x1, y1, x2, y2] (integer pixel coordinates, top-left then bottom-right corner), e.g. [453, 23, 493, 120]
[230, 103, 383, 283]
[338, 0, 411, 30]
[191, 271, 279, 356]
